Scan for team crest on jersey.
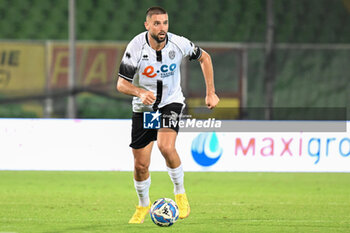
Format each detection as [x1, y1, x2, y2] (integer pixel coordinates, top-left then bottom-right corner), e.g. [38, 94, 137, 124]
[169, 50, 176, 60]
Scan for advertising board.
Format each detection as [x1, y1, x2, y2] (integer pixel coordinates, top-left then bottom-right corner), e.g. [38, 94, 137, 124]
[0, 119, 348, 172]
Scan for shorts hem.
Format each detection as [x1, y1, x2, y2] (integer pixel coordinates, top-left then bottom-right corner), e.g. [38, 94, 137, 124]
[129, 139, 156, 149]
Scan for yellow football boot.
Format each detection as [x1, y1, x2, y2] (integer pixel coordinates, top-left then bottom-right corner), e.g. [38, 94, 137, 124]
[128, 203, 151, 224]
[175, 193, 190, 219]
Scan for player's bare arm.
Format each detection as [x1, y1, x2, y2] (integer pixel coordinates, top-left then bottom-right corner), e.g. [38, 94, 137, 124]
[198, 49, 220, 109]
[116, 77, 156, 105]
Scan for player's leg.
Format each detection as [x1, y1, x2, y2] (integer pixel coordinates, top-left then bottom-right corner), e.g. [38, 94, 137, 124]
[157, 102, 184, 169]
[133, 141, 154, 205]
[157, 128, 190, 219]
[157, 128, 181, 168]
[128, 141, 153, 224]
[128, 112, 157, 224]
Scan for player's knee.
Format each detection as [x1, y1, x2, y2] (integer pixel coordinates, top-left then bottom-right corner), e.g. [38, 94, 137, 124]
[134, 161, 149, 175]
[158, 142, 175, 156]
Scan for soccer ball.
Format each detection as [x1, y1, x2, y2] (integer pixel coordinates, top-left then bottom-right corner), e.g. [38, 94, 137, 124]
[150, 198, 179, 227]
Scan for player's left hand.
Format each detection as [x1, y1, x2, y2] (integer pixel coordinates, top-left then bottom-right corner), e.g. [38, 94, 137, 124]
[205, 93, 219, 109]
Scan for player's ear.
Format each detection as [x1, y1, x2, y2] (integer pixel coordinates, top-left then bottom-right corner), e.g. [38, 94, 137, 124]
[144, 21, 149, 30]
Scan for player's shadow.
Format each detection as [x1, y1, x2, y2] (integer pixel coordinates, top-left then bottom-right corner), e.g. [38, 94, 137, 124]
[43, 224, 111, 233]
[42, 223, 158, 233]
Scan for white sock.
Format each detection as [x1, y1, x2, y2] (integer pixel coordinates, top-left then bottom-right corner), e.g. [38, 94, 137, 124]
[167, 164, 185, 195]
[134, 176, 151, 207]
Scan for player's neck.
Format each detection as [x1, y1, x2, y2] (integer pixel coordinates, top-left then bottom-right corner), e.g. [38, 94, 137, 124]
[148, 34, 166, 51]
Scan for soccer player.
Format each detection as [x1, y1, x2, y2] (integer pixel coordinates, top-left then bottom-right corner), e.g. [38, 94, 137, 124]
[116, 6, 219, 224]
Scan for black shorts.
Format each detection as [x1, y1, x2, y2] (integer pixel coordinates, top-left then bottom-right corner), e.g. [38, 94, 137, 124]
[129, 103, 184, 149]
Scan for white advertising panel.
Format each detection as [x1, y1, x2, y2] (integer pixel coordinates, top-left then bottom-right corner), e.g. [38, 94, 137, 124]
[0, 119, 133, 171]
[0, 119, 349, 172]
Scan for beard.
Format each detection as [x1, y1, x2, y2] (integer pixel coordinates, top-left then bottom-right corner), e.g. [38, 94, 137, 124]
[151, 31, 167, 43]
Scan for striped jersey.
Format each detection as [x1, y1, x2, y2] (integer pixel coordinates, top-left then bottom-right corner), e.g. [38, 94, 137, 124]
[118, 31, 202, 112]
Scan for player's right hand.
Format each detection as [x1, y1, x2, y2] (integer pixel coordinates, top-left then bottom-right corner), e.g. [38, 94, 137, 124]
[139, 89, 156, 105]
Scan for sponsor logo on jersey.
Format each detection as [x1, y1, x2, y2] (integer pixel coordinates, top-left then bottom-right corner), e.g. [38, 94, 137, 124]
[142, 53, 149, 61]
[142, 63, 177, 78]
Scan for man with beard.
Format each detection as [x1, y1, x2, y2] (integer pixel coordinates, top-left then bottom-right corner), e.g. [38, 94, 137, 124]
[116, 6, 219, 224]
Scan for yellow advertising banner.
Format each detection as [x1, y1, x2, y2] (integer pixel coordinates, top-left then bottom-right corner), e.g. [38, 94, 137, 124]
[0, 42, 46, 117]
[0, 41, 127, 117]
[47, 42, 125, 91]
[0, 42, 45, 93]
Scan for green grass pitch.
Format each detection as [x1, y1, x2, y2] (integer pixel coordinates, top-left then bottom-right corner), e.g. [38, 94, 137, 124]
[0, 171, 349, 233]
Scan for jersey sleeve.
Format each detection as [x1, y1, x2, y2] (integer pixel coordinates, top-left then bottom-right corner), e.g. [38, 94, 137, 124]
[179, 36, 202, 61]
[118, 40, 140, 82]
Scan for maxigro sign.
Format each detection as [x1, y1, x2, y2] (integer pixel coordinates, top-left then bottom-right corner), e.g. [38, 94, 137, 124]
[188, 125, 350, 172]
[234, 135, 350, 164]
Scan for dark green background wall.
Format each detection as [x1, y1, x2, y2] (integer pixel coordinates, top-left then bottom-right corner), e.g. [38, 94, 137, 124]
[0, 0, 349, 119]
[1, 0, 350, 43]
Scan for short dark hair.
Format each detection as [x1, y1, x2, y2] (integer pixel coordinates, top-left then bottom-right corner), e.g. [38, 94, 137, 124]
[146, 6, 167, 19]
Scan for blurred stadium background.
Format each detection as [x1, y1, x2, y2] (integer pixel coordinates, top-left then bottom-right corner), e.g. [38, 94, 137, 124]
[0, 0, 349, 119]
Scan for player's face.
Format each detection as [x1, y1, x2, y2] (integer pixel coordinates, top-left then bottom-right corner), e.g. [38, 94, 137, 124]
[145, 14, 169, 43]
